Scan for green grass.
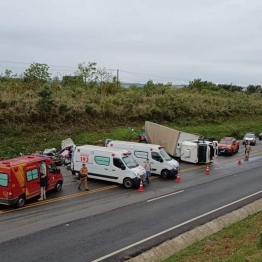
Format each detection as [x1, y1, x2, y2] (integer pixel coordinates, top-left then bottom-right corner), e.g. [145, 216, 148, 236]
[162, 212, 262, 262]
[1, 117, 262, 158]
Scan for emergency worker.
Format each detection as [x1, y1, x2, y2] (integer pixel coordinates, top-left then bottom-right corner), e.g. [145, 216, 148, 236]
[39, 161, 48, 201]
[244, 140, 248, 154]
[245, 142, 252, 159]
[78, 163, 89, 191]
[144, 159, 151, 184]
[139, 126, 147, 143]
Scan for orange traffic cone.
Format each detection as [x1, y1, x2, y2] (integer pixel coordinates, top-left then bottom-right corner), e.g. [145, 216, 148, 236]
[237, 158, 242, 165]
[175, 172, 181, 183]
[137, 180, 144, 192]
[205, 166, 210, 175]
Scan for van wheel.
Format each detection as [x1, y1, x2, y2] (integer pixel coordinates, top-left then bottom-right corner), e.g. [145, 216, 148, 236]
[123, 178, 134, 189]
[161, 169, 169, 179]
[16, 195, 25, 208]
[55, 181, 63, 192]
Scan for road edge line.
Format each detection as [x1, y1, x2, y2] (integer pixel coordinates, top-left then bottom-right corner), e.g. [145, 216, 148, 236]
[93, 190, 262, 262]
[127, 197, 262, 262]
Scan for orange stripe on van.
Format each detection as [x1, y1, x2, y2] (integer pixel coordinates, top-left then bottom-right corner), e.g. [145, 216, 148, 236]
[12, 164, 26, 193]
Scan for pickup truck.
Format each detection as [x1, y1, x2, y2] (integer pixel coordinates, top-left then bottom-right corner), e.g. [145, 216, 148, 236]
[218, 137, 239, 155]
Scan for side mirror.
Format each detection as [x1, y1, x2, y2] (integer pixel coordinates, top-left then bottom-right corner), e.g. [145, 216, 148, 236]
[121, 165, 126, 170]
[159, 159, 163, 163]
[56, 169, 61, 174]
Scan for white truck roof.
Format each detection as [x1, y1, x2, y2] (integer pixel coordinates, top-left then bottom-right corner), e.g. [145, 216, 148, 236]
[108, 140, 163, 149]
[76, 144, 130, 155]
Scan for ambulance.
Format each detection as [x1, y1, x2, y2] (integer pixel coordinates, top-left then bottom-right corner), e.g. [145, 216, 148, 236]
[105, 140, 180, 178]
[0, 155, 63, 208]
[71, 145, 146, 188]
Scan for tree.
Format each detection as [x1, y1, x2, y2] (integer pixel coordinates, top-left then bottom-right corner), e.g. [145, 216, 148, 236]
[61, 75, 84, 86]
[143, 80, 156, 96]
[217, 84, 243, 92]
[75, 62, 97, 84]
[23, 63, 51, 82]
[37, 84, 54, 112]
[246, 85, 261, 94]
[188, 78, 218, 91]
[96, 67, 113, 85]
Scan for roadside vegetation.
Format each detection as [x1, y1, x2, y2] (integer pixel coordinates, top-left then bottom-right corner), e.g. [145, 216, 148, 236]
[162, 211, 262, 262]
[0, 62, 262, 157]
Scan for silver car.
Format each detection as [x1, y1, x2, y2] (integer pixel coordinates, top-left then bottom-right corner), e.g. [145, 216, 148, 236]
[242, 133, 256, 145]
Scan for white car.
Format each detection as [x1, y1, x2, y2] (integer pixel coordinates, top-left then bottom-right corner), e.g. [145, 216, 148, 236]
[242, 133, 256, 145]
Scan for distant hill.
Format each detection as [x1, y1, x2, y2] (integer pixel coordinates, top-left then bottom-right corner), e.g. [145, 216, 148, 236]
[121, 82, 144, 87]
[121, 82, 188, 88]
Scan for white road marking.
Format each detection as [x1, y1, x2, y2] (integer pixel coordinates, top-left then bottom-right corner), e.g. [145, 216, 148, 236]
[91, 189, 262, 262]
[147, 190, 184, 202]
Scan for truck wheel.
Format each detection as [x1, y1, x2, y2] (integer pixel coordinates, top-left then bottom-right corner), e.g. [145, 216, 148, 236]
[55, 181, 63, 192]
[123, 178, 134, 189]
[161, 169, 169, 179]
[16, 195, 25, 208]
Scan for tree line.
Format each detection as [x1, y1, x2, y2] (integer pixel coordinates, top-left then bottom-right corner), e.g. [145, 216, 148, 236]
[0, 62, 261, 94]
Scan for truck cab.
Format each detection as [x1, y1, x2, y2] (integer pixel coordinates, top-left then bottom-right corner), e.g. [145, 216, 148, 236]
[180, 139, 218, 164]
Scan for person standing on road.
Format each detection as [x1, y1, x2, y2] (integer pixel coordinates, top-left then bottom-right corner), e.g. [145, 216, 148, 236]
[39, 161, 48, 201]
[78, 163, 89, 191]
[144, 159, 151, 184]
[245, 142, 252, 159]
[244, 140, 249, 154]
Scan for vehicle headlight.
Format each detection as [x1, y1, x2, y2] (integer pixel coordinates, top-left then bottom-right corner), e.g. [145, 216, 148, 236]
[134, 172, 140, 178]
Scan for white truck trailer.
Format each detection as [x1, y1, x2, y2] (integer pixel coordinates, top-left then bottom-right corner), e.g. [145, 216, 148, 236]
[145, 121, 218, 164]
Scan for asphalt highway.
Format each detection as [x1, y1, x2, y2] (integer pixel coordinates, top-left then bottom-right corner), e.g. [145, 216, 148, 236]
[0, 141, 262, 262]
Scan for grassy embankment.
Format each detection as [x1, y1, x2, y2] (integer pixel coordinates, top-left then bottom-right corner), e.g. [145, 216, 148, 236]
[1, 80, 262, 157]
[1, 119, 262, 158]
[163, 211, 262, 262]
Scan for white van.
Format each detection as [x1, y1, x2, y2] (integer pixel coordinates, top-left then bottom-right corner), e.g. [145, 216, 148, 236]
[71, 145, 146, 188]
[105, 140, 180, 178]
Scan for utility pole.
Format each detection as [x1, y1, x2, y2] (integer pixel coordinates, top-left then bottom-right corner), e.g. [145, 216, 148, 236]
[117, 69, 119, 87]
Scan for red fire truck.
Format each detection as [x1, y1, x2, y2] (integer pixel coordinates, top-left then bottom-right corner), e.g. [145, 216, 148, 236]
[0, 155, 63, 207]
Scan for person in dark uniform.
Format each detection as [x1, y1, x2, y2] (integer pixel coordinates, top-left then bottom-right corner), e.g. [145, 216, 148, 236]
[39, 162, 48, 201]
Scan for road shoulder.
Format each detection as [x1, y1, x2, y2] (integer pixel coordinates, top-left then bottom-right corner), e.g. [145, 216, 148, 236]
[127, 198, 262, 262]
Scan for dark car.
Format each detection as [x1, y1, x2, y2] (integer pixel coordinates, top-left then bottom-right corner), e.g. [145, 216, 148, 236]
[218, 137, 240, 155]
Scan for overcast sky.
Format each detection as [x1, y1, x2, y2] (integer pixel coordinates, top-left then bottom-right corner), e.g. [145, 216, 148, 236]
[0, 0, 262, 85]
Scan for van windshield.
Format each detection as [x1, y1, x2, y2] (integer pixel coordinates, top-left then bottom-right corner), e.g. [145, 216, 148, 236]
[0, 173, 8, 187]
[159, 150, 172, 161]
[122, 155, 139, 169]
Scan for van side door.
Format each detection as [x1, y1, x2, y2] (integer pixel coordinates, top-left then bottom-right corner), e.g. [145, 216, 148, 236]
[133, 150, 148, 167]
[150, 152, 163, 174]
[47, 163, 59, 190]
[91, 151, 114, 181]
[112, 158, 126, 182]
[24, 164, 41, 199]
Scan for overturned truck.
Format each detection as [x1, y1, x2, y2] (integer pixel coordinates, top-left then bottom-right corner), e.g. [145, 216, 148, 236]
[145, 121, 218, 164]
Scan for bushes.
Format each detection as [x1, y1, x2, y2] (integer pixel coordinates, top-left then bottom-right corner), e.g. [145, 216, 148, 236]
[0, 79, 262, 126]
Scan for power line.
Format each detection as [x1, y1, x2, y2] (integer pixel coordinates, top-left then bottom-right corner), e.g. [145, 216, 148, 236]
[0, 60, 78, 69]
[0, 59, 189, 83]
[119, 69, 188, 82]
